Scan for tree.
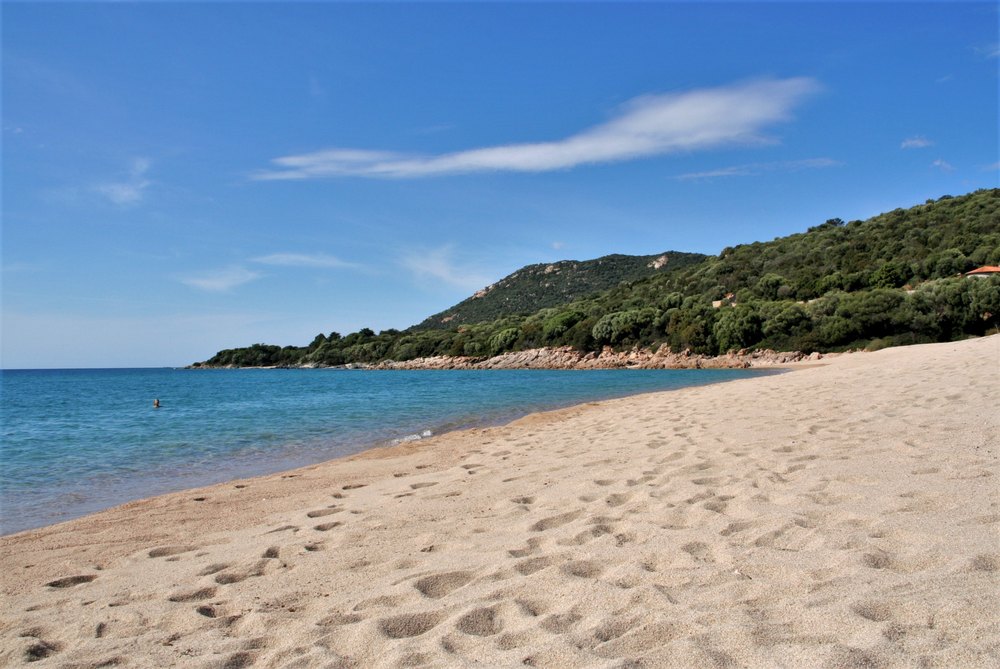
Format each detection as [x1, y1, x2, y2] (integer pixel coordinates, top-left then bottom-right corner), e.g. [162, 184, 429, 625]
[489, 328, 520, 355]
[870, 260, 911, 289]
[591, 309, 657, 346]
[713, 305, 762, 352]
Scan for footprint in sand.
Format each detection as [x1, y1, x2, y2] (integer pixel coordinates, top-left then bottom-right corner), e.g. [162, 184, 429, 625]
[317, 611, 364, 627]
[148, 546, 196, 558]
[46, 575, 97, 588]
[592, 616, 639, 644]
[681, 541, 714, 563]
[851, 600, 894, 622]
[198, 564, 229, 576]
[267, 525, 300, 534]
[720, 520, 756, 537]
[456, 606, 503, 636]
[306, 508, 342, 518]
[196, 604, 221, 618]
[540, 611, 582, 634]
[378, 611, 444, 638]
[515, 599, 549, 617]
[22, 639, 62, 662]
[703, 499, 728, 514]
[219, 651, 255, 668]
[560, 523, 613, 546]
[561, 560, 603, 578]
[508, 537, 543, 558]
[516, 556, 556, 576]
[214, 560, 270, 585]
[413, 570, 474, 599]
[168, 586, 217, 602]
[605, 493, 632, 507]
[530, 510, 582, 532]
[970, 554, 999, 572]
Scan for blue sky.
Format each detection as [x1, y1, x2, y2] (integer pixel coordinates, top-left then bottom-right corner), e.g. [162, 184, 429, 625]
[3, 2, 998, 368]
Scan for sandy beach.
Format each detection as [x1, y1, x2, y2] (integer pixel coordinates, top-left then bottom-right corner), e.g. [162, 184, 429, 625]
[1, 336, 997, 668]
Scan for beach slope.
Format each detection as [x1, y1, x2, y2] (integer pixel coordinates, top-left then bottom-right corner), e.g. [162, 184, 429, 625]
[2, 336, 998, 667]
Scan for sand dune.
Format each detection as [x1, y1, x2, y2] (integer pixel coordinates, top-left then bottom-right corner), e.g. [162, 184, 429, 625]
[2, 336, 998, 668]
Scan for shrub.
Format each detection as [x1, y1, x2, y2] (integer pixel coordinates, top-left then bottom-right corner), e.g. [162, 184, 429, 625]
[489, 328, 520, 355]
[713, 304, 763, 352]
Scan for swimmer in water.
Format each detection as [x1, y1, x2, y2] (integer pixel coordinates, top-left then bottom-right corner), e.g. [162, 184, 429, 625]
[153, 399, 160, 408]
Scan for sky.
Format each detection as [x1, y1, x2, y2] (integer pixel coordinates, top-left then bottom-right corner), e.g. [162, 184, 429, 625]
[2, 2, 998, 369]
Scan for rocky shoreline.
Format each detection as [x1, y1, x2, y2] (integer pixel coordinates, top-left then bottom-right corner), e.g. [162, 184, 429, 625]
[365, 345, 827, 370]
[196, 346, 830, 370]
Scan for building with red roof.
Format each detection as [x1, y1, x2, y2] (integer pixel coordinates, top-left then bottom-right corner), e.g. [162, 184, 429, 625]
[965, 266, 1000, 278]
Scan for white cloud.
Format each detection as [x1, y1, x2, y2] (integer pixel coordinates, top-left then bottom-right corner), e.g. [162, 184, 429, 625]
[253, 77, 820, 180]
[931, 159, 955, 172]
[94, 158, 152, 205]
[400, 246, 491, 291]
[984, 162, 1000, 171]
[251, 253, 358, 269]
[901, 136, 934, 149]
[674, 157, 841, 181]
[180, 266, 261, 292]
[551, 241, 566, 251]
[973, 43, 1000, 59]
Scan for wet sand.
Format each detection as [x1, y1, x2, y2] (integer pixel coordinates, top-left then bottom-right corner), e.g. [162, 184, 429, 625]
[1, 336, 998, 668]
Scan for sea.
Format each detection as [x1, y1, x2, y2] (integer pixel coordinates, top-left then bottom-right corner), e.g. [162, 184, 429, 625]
[0, 367, 773, 535]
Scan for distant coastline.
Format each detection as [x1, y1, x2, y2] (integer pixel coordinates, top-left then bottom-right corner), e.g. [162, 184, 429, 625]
[190, 344, 828, 371]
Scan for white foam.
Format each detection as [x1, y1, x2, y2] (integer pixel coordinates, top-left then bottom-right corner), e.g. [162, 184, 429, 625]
[390, 429, 434, 446]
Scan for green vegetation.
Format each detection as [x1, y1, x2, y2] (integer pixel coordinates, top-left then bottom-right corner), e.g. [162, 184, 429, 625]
[193, 189, 1000, 368]
[415, 251, 707, 329]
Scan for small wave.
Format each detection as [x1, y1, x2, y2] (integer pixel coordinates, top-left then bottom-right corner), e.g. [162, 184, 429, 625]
[389, 429, 434, 446]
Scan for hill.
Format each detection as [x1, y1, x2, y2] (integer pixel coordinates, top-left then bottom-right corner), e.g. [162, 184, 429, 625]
[194, 189, 1000, 368]
[414, 251, 707, 330]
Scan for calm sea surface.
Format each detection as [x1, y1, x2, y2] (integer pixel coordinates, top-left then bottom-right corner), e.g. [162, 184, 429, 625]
[0, 367, 772, 534]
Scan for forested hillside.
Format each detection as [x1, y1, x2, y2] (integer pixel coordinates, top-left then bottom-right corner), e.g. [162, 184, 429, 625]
[195, 189, 1000, 368]
[415, 251, 707, 329]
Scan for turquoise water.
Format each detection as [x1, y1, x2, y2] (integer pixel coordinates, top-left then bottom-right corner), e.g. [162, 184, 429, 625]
[0, 367, 772, 534]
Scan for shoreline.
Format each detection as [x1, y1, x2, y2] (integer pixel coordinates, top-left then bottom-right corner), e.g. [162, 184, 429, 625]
[3, 336, 997, 667]
[190, 345, 831, 370]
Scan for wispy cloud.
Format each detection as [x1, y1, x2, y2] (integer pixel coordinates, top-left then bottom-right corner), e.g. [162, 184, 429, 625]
[253, 77, 820, 180]
[931, 159, 956, 172]
[973, 42, 1000, 59]
[180, 266, 261, 292]
[674, 157, 841, 181]
[984, 162, 1000, 171]
[400, 246, 491, 291]
[94, 158, 152, 206]
[251, 253, 358, 269]
[901, 136, 934, 149]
